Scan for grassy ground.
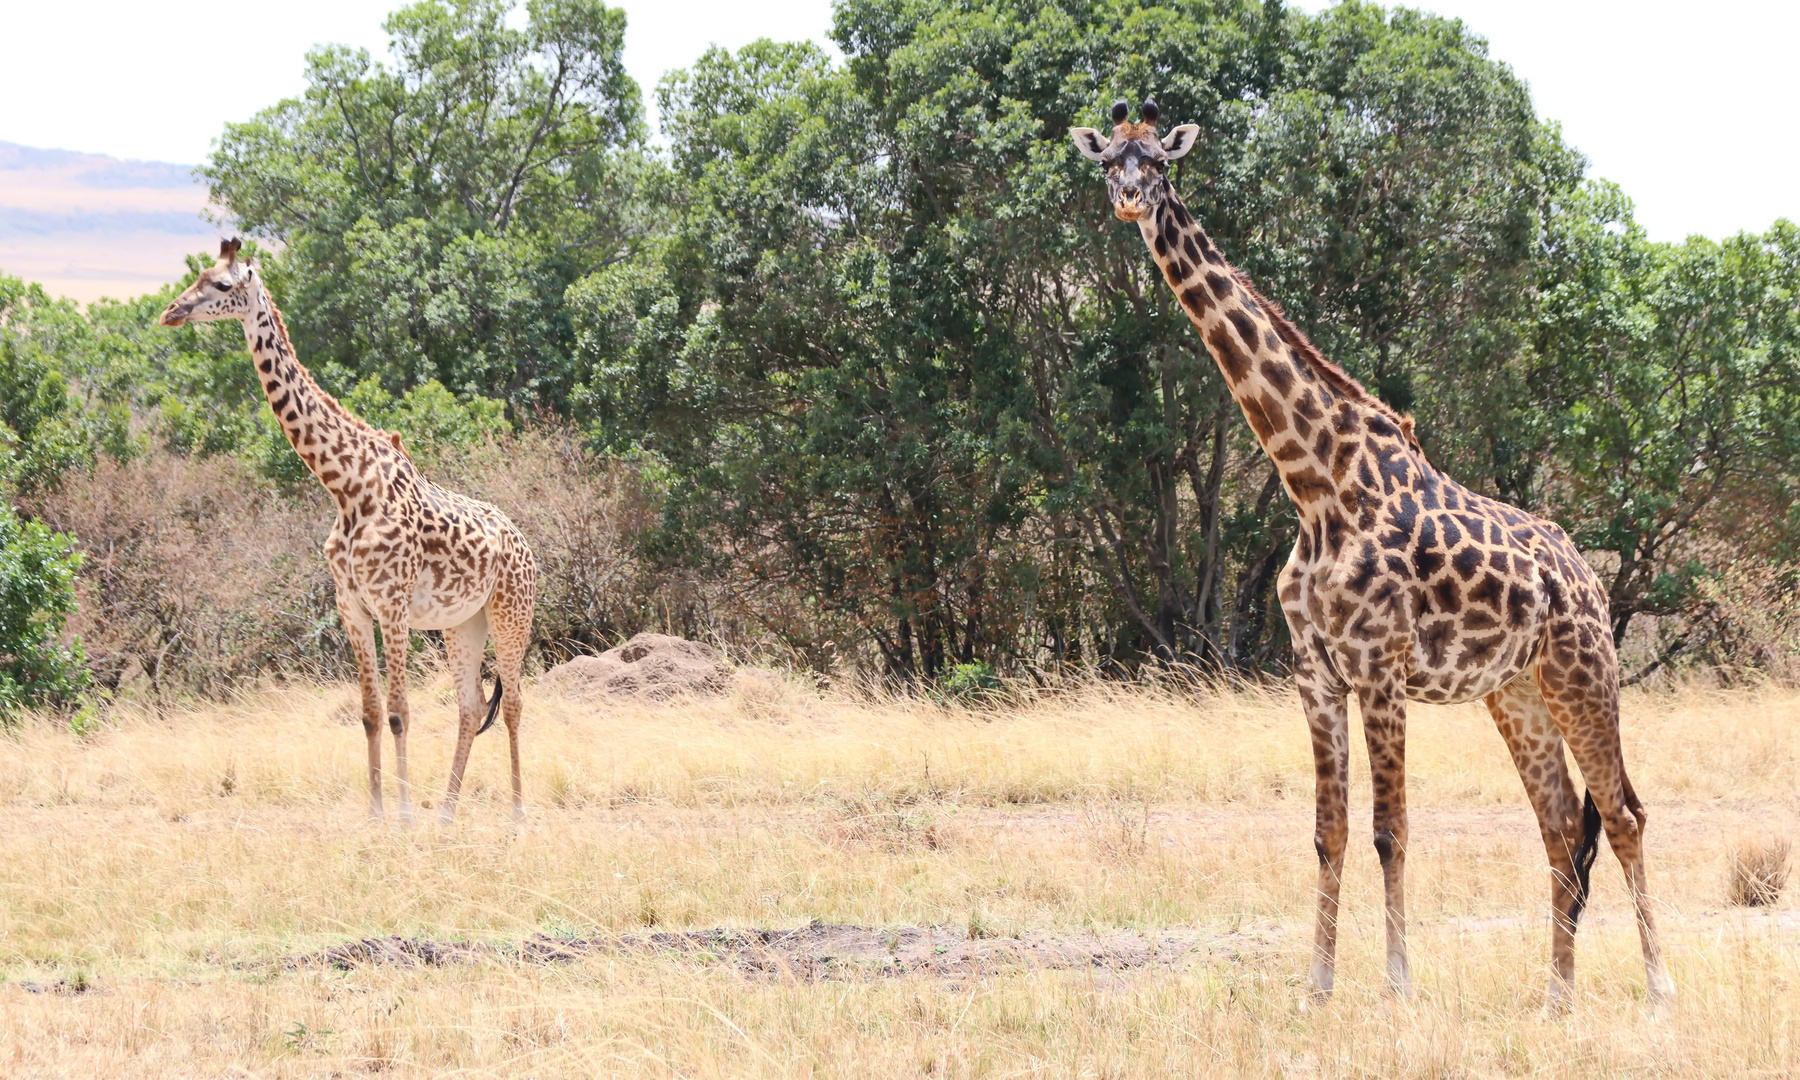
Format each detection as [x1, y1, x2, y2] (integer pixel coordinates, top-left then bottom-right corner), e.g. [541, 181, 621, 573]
[1, 674, 1797, 1077]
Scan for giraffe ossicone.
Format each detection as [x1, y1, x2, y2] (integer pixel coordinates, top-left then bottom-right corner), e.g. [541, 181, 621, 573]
[1073, 102, 1673, 1010]
[160, 239, 538, 825]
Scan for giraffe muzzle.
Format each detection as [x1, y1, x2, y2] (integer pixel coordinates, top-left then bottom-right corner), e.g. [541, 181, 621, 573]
[159, 302, 191, 327]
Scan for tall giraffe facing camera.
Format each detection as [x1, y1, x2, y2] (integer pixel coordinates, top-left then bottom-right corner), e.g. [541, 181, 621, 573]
[1071, 101, 1671, 1010]
[161, 239, 536, 825]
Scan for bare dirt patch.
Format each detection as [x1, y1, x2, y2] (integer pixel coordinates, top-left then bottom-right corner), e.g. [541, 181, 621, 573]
[283, 923, 1282, 981]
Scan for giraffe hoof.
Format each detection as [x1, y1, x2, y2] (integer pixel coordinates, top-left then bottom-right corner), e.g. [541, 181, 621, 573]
[1646, 971, 1676, 1017]
[1545, 978, 1574, 1017]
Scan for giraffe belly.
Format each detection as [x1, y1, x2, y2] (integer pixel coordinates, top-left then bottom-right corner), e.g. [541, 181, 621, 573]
[1405, 621, 1543, 704]
[407, 573, 494, 631]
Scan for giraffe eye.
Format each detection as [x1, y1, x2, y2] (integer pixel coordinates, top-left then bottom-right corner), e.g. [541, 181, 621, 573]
[213, 282, 232, 292]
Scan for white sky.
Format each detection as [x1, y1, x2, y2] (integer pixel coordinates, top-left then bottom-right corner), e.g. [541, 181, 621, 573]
[0, 0, 1792, 242]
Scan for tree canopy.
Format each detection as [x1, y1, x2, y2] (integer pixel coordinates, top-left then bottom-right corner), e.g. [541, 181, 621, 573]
[205, 0, 655, 408]
[1, 0, 1796, 696]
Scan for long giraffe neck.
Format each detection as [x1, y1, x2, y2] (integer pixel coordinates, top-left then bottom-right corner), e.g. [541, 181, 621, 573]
[1137, 191, 1423, 525]
[243, 285, 393, 498]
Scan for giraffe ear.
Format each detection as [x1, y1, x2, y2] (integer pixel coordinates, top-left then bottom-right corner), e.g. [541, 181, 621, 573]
[1160, 124, 1199, 160]
[1069, 127, 1109, 162]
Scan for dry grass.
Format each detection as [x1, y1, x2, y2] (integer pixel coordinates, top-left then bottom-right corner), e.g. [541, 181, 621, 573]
[2, 676, 1799, 1077]
[1729, 836, 1793, 907]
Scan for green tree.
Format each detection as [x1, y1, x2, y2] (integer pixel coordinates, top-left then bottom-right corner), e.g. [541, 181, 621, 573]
[0, 275, 101, 491]
[584, 0, 1577, 674]
[1533, 187, 1800, 652]
[205, 0, 656, 410]
[0, 432, 88, 716]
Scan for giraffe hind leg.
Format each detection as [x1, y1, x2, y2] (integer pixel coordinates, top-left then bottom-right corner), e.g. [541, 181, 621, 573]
[489, 577, 532, 824]
[438, 609, 489, 825]
[1485, 670, 1589, 1012]
[1535, 647, 1675, 1009]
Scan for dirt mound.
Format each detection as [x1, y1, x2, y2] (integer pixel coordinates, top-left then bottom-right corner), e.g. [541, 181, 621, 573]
[539, 633, 735, 700]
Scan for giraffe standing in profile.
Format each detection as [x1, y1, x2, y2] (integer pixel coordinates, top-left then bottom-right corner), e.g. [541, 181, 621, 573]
[161, 240, 536, 825]
[1072, 102, 1672, 1010]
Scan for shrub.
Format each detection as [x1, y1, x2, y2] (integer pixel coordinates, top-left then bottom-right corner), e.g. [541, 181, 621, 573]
[28, 424, 789, 698]
[935, 661, 1003, 705]
[0, 433, 88, 715]
[1728, 836, 1791, 907]
[28, 451, 345, 697]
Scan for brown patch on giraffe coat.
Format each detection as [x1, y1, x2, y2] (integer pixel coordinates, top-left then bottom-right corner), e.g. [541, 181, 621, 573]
[1203, 323, 1254, 382]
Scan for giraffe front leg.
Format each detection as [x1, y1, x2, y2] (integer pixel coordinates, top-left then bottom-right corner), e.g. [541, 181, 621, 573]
[327, 528, 387, 819]
[1296, 652, 1351, 1003]
[378, 610, 415, 827]
[338, 597, 386, 820]
[1358, 672, 1411, 998]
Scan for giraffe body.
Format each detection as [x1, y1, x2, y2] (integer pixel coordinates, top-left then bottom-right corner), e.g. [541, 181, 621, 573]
[1074, 106, 1671, 1009]
[161, 240, 536, 824]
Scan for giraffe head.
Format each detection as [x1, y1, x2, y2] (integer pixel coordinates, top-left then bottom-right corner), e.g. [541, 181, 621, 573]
[1069, 100, 1199, 222]
[160, 238, 259, 327]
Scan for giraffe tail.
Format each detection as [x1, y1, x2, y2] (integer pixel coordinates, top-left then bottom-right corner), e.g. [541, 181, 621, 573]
[1568, 790, 1603, 927]
[476, 676, 503, 736]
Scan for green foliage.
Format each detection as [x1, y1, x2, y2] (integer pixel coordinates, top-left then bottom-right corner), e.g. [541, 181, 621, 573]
[0, 435, 88, 716]
[205, 0, 660, 410]
[1533, 189, 1800, 643]
[580, 0, 1579, 674]
[344, 378, 511, 450]
[936, 660, 1003, 703]
[2, 0, 1797, 688]
[256, 378, 512, 486]
[0, 276, 101, 491]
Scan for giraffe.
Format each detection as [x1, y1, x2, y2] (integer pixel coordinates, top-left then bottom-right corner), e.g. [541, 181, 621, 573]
[1071, 102, 1673, 1010]
[160, 239, 537, 825]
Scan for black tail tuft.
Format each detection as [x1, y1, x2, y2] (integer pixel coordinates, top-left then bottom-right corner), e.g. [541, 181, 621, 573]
[476, 675, 503, 736]
[1568, 790, 1603, 928]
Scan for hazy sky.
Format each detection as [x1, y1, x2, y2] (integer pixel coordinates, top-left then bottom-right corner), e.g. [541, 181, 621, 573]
[1, 0, 1792, 242]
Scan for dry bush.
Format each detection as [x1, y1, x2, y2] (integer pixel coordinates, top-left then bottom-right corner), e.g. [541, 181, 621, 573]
[1695, 560, 1800, 684]
[821, 791, 959, 853]
[25, 425, 800, 700]
[1728, 835, 1792, 907]
[28, 452, 347, 697]
[432, 426, 822, 667]
[1080, 791, 1152, 863]
[432, 428, 667, 659]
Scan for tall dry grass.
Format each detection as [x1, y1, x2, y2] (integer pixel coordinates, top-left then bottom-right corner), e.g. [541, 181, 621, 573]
[1, 678, 1797, 1076]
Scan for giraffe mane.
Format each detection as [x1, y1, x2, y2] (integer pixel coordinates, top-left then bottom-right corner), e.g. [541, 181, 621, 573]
[1231, 273, 1424, 455]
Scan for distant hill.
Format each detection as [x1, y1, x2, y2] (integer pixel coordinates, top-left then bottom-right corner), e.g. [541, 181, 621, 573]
[0, 141, 225, 305]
